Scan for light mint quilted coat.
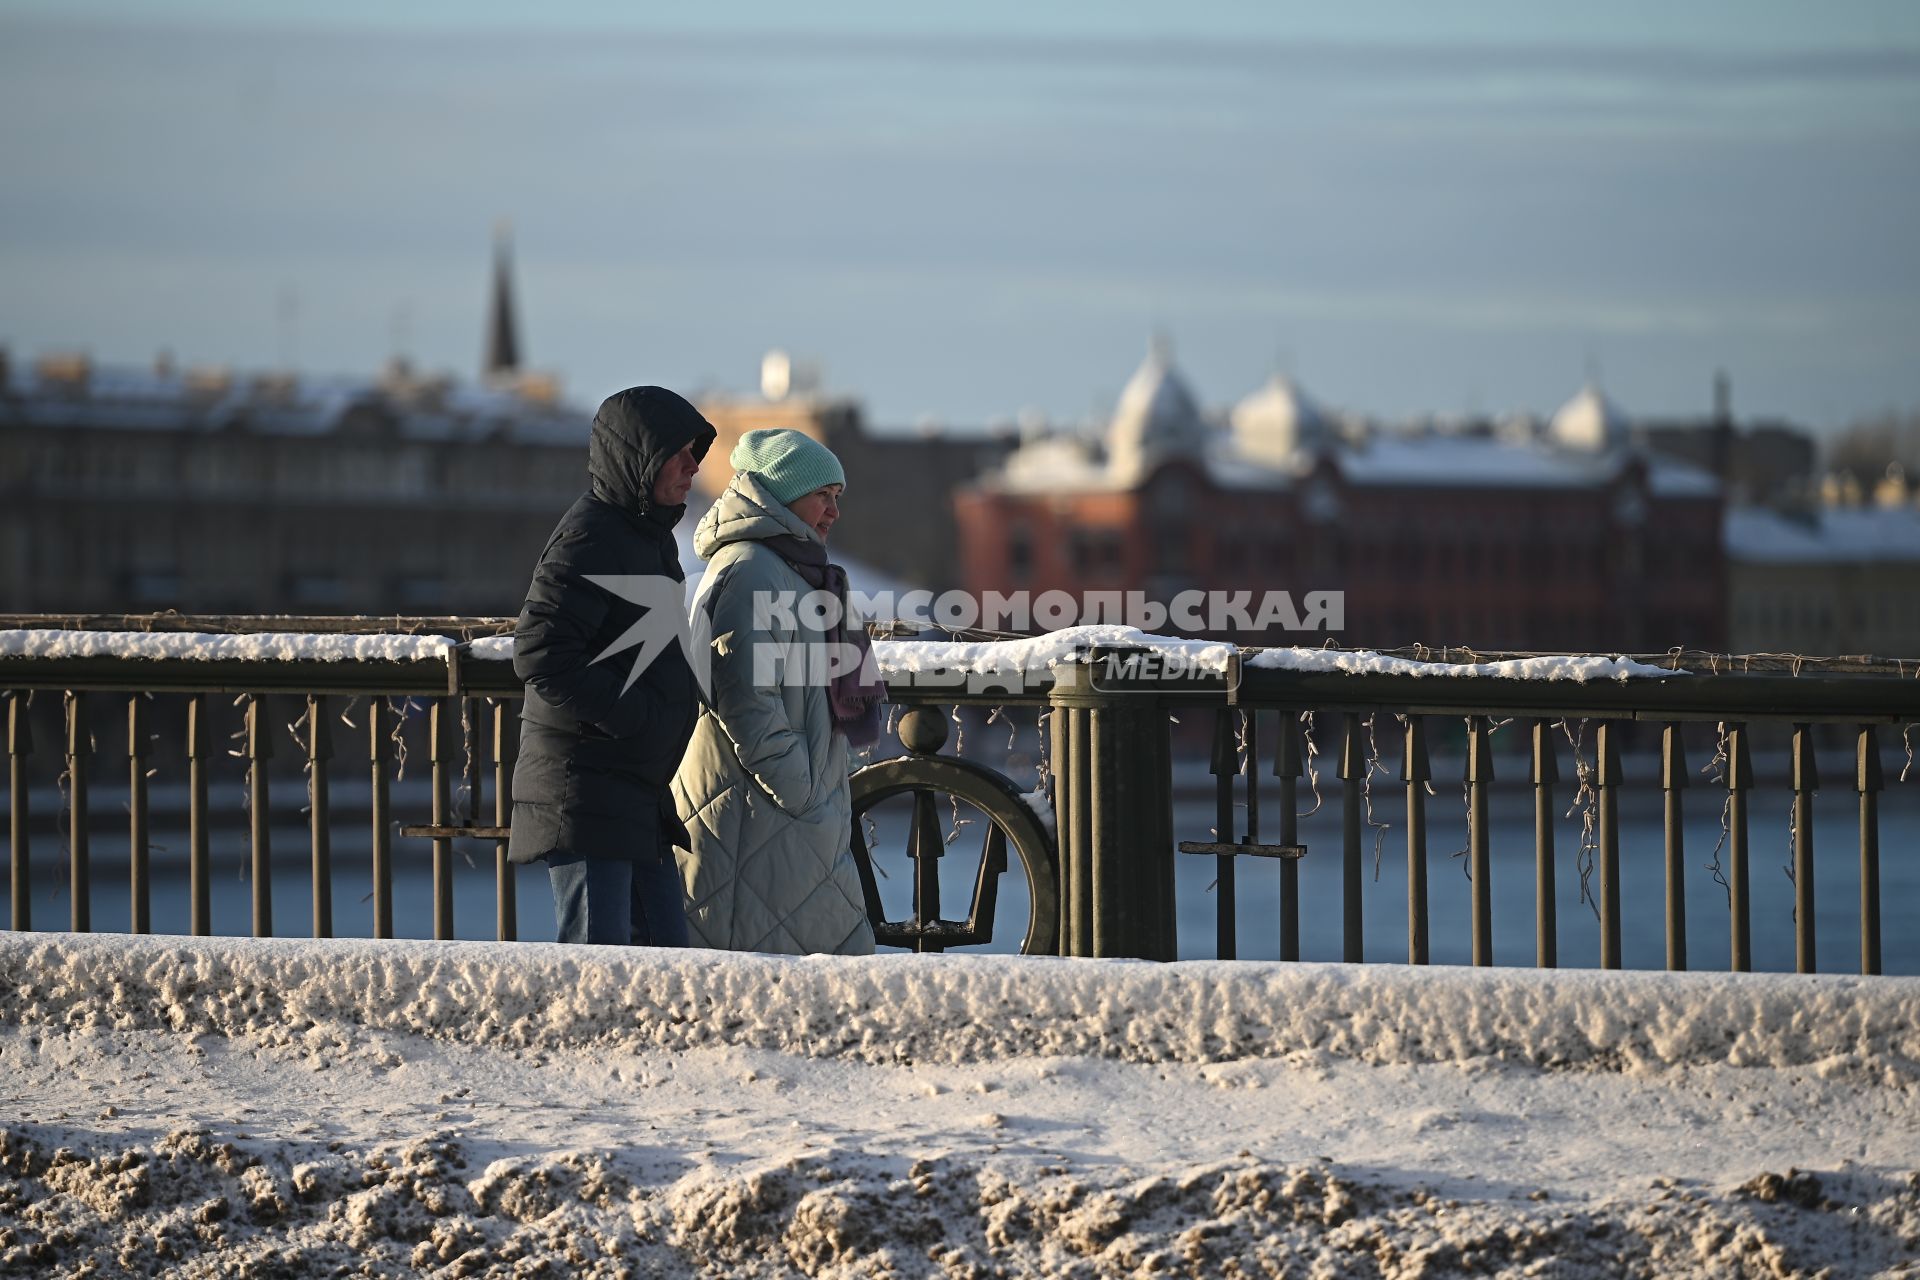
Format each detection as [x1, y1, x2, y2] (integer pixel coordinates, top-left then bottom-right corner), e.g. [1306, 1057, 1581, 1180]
[669, 472, 877, 954]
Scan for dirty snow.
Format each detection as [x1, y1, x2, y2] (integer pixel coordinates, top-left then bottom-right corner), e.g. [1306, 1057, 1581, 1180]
[3, 933, 1916, 1277]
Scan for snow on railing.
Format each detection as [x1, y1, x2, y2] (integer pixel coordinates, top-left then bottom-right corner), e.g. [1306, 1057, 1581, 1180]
[2, 618, 1916, 975]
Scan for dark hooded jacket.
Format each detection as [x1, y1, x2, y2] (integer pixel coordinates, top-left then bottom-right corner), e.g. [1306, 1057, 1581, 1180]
[507, 386, 717, 865]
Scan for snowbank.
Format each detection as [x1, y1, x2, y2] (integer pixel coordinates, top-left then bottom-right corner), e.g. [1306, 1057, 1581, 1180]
[4, 934, 1914, 1081]
[3, 934, 1917, 1277]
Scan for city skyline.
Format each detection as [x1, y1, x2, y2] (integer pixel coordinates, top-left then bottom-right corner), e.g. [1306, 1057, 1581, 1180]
[2, 2, 1917, 432]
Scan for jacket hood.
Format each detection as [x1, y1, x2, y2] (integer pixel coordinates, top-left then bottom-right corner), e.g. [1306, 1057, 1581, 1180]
[694, 469, 822, 561]
[587, 386, 717, 526]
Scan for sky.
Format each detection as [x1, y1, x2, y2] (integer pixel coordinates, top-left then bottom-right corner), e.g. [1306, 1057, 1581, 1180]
[1, 1, 1917, 434]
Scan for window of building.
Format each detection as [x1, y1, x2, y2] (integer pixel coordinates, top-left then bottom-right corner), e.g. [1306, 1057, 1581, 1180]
[1007, 526, 1031, 581]
[1154, 529, 1186, 576]
[1069, 531, 1091, 575]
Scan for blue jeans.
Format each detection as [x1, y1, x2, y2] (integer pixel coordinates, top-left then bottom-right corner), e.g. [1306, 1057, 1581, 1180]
[547, 852, 691, 947]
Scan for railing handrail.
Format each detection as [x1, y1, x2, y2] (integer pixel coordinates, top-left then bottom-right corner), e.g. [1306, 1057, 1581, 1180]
[3, 615, 1916, 971]
[4, 617, 1920, 722]
[8, 615, 1917, 674]
[0, 612, 515, 636]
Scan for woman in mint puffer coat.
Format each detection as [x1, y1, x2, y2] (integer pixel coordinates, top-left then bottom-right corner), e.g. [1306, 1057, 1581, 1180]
[671, 429, 885, 954]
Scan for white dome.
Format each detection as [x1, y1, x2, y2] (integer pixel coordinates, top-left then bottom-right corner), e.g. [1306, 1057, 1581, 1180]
[1549, 385, 1629, 452]
[1230, 375, 1330, 464]
[1107, 342, 1207, 481]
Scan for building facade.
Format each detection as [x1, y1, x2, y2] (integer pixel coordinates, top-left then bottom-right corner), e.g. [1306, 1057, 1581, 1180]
[0, 351, 592, 616]
[1725, 501, 1920, 657]
[956, 348, 1728, 653]
[696, 354, 1014, 594]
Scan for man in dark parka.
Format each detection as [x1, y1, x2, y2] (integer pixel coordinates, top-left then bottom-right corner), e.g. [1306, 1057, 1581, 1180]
[508, 386, 716, 945]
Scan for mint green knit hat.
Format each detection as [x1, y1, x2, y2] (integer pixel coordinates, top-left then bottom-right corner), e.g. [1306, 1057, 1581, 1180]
[729, 428, 846, 505]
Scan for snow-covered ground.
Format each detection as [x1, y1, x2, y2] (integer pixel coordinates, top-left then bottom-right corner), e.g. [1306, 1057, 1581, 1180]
[3, 934, 1916, 1277]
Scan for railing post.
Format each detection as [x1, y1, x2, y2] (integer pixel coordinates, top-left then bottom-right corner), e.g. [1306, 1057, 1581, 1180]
[463, 697, 483, 828]
[369, 700, 393, 940]
[1403, 715, 1430, 965]
[1596, 722, 1622, 970]
[1242, 710, 1260, 845]
[187, 694, 210, 935]
[1338, 712, 1365, 963]
[1089, 697, 1119, 957]
[1239, 709, 1262, 959]
[1466, 715, 1493, 967]
[1531, 720, 1558, 968]
[493, 699, 517, 943]
[1727, 722, 1753, 972]
[1048, 655, 1174, 960]
[461, 698, 484, 937]
[8, 693, 31, 932]
[308, 695, 333, 939]
[127, 696, 150, 934]
[1070, 695, 1094, 957]
[1660, 723, 1688, 971]
[1048, 698, 1076, 955]
[900, 707, 950, 953]
[66, 691, 90, 933]
[1857, 725, 1882, 976]
[246, 694, 273, 937]
[1274, 713, 1302, 962]
[910, 787, 945, 952]
[430, 699, 454, 941]
[1210, 707, 1238, 960]
[1791, 722, 1818, 974]
[1153, 705, 1178, 962]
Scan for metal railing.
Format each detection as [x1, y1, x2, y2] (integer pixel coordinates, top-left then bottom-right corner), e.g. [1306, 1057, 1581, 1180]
[2, 614, 522, 941]
[3, 617, 1917, 973]
[877, 646, 1919, 974]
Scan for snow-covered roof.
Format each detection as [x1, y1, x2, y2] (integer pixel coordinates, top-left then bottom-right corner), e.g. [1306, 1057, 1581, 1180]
[1229, 375, 1331, 466]
[983, 425, 1717, 500]
[1644, 455, 1721, 497]
[1327, 435, 1720, 497]
[1548, 384, 1630, 452]
[1201, 443, 1299, 491]
[0, 359, 584, 445]
[1335, 436, 1596, 489]
[1726, 504, 1920, 563]
[1106, 343, 1207, 482]
[986, 435, 1121, 494]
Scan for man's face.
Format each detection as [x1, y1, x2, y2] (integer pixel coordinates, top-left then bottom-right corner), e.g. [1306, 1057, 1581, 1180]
[651, 441, 702, 506]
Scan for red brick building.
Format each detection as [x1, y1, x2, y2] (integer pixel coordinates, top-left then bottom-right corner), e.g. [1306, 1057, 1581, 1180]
[954, 348, 1726, 653]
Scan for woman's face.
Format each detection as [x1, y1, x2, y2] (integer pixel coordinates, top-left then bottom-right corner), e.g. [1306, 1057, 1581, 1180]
[786, 484, 842, 541]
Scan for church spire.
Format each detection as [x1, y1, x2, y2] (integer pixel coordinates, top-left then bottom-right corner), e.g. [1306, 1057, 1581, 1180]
[484, 220, 520, 381]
